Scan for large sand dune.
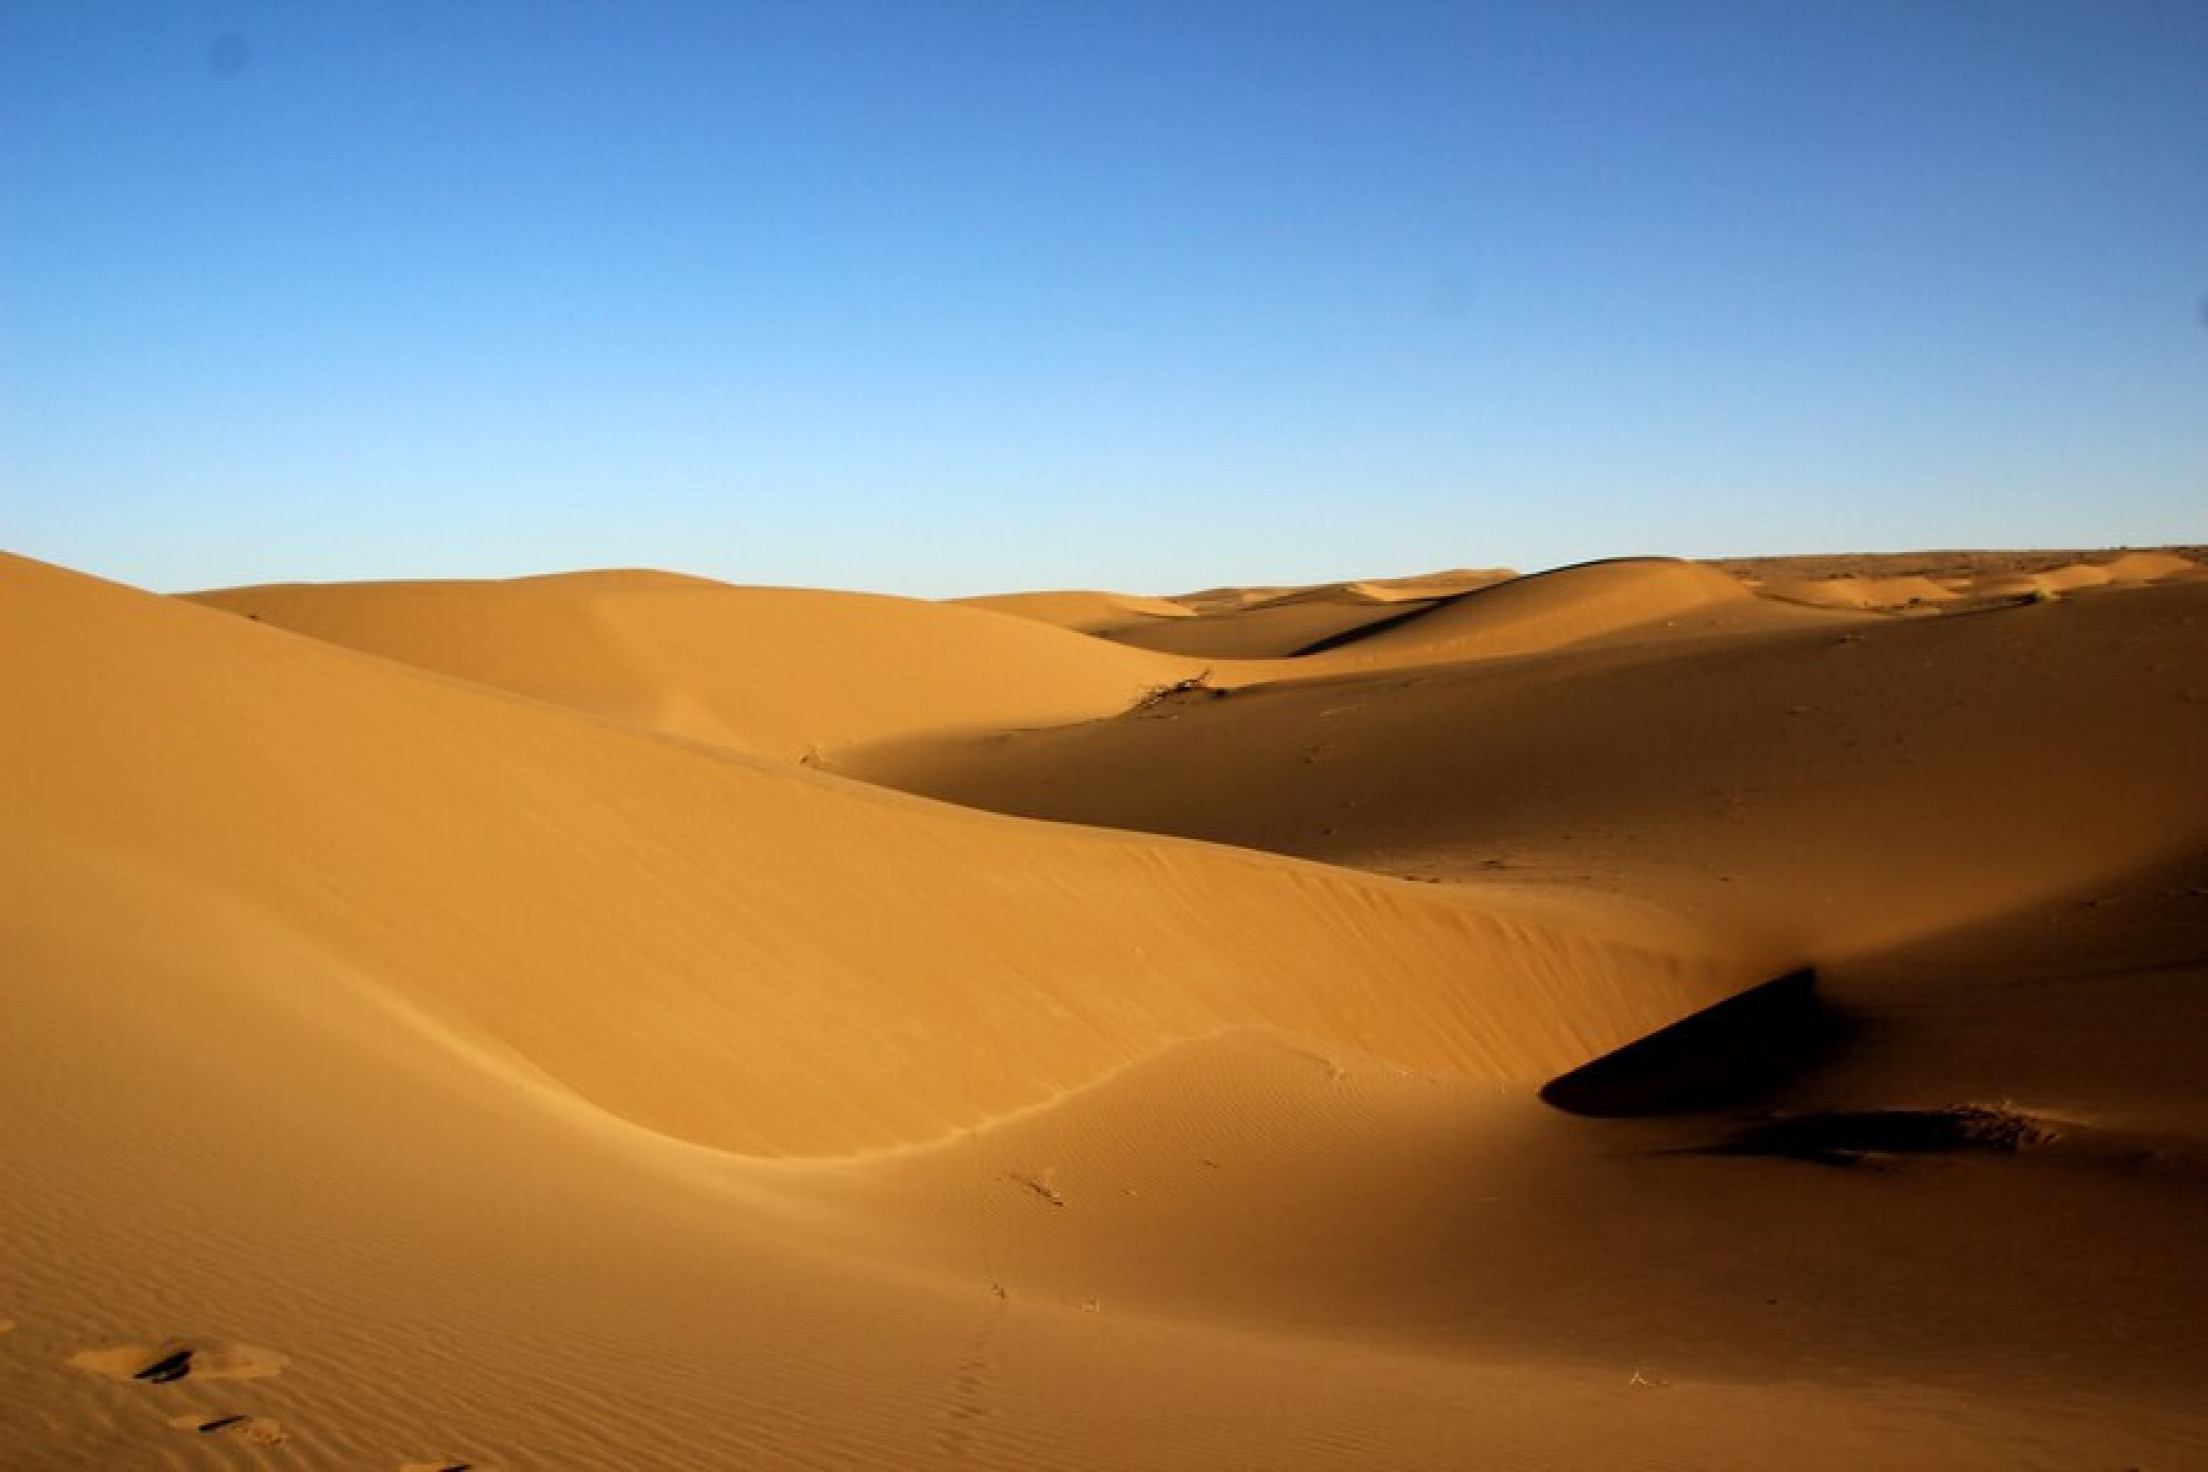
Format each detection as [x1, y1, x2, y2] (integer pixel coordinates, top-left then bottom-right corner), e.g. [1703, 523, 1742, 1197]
[190, 571, 1196, 761]
[7, 546, 2205, 1469]
[20, 554, 1742, 1156]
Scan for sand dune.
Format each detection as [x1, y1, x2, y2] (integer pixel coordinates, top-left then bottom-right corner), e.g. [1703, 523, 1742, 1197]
[2002, 561, 2113, 594]
[14, 553, 1749, 1156]
[1709, 545, 2205, 584]
[821, 999, 2205, 1393]
[1957, 554, 2206, 600]
[862, 574, 2208, 961]
[1076, 559, 1821, 665]
[1093, 574, 1507, 660]
[1172, 567, 1514, 611]
[1747, 550, 2201, 610]
[2097, 549, 2201, 581]
[1277, 556, 1845, 671]
[1345, 567, 1520, 600]
[1752, 573, 1959, 610]
[1230, 572, 1514, 609]
[8, 545, 2205, 1470]
[1258, 579, 1413, 607]
[191, 571, 1196, 761]
[950, 587, 1196, 634]
[1104, 593, 1440, 658]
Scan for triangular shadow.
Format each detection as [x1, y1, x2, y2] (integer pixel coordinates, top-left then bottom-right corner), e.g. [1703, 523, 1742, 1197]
[1539, 967, 1860, 1117]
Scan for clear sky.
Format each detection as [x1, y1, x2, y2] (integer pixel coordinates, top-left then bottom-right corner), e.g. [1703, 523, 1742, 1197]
[4, 1, 2203, 596]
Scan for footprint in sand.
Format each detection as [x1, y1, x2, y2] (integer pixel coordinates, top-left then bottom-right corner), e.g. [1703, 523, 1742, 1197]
[166, 1411, 287, 1446]
[68, 1338, 288, 1385]
[934, 1348, 1001, 1458]
[933, 1301, 1006, 1459]
[400, 1462, 491, 1471]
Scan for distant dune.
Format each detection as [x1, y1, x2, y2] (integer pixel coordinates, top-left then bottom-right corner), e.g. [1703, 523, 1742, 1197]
[1738, 549, 2200, 609]
[6, 544, 2205, 1470]
[1705, 544, 2205, 583]
[951, 587, 1196, 634]
[1751, 573, 1959, 610]
[1285, 556, 1838, 669]
[1106, 591, 1431, 658]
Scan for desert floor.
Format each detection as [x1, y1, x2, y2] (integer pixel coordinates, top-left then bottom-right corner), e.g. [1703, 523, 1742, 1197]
[5, 545, 2205, 1469]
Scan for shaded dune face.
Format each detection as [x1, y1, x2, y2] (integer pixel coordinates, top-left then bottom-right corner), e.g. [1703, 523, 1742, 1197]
[1538, 969, 1859, 1118]
[1087, 557, 1821, 666]
[1689, 1105, 2058, 1166]
[1260, 557, 1842, 670]
[1106, 595, 1436, 658]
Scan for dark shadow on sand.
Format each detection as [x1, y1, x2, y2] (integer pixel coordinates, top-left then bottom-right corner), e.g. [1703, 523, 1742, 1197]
[1539, 968, 1860, 1117]
[1685, 1106, 2054, 1167]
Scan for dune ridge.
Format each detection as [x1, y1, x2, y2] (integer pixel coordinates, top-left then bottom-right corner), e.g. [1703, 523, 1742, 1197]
[1752, 573, 1959, 610]
[1268, 557, 1843, 670]
[190, 571, 1197, 762]
[1104, 593, 1440, 659]
[951, 588, 1196, 634]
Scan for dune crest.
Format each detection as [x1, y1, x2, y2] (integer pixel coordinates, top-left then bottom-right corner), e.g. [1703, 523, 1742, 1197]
[1105, 591, 1438, 659]
[1752, 573, 1958, 610]
[1283, 557, 1837, 670]
[190, 571, 1195, 762]
[950, 588, 1196, 634]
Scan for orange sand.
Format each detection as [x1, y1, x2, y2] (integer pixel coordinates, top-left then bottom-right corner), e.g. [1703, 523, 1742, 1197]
[4, 546, 2203, 1470]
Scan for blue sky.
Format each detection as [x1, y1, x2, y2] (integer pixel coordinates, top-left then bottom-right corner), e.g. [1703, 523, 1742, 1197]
[4, 1, 2203, 595]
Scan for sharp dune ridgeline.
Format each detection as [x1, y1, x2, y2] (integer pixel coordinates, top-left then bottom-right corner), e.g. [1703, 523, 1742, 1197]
[5, 545, 2206, 1469]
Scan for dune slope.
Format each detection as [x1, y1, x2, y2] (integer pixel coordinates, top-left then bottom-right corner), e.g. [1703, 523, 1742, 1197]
[1753, 573, 1959, 610]
[13, 552, 1741, 1159]
[1288, 557, 1845, 671]
[1104, 594, 1441, 658]
[950, 587, 1196, 634]
[859, 579, 2208, 960]
[190, 571, 1197, 761]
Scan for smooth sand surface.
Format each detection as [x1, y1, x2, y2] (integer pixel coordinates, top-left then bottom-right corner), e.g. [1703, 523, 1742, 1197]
[190, 572, 1195, 762]
[6, 547, 2205, 1469]
[1104, 594, 1439, 659]
[1752, 573, 1960, 610]
[950, 588, 1196, 635]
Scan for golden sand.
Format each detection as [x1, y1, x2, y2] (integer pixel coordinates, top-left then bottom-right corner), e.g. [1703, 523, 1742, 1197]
[5, 546, 2203, 1469]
